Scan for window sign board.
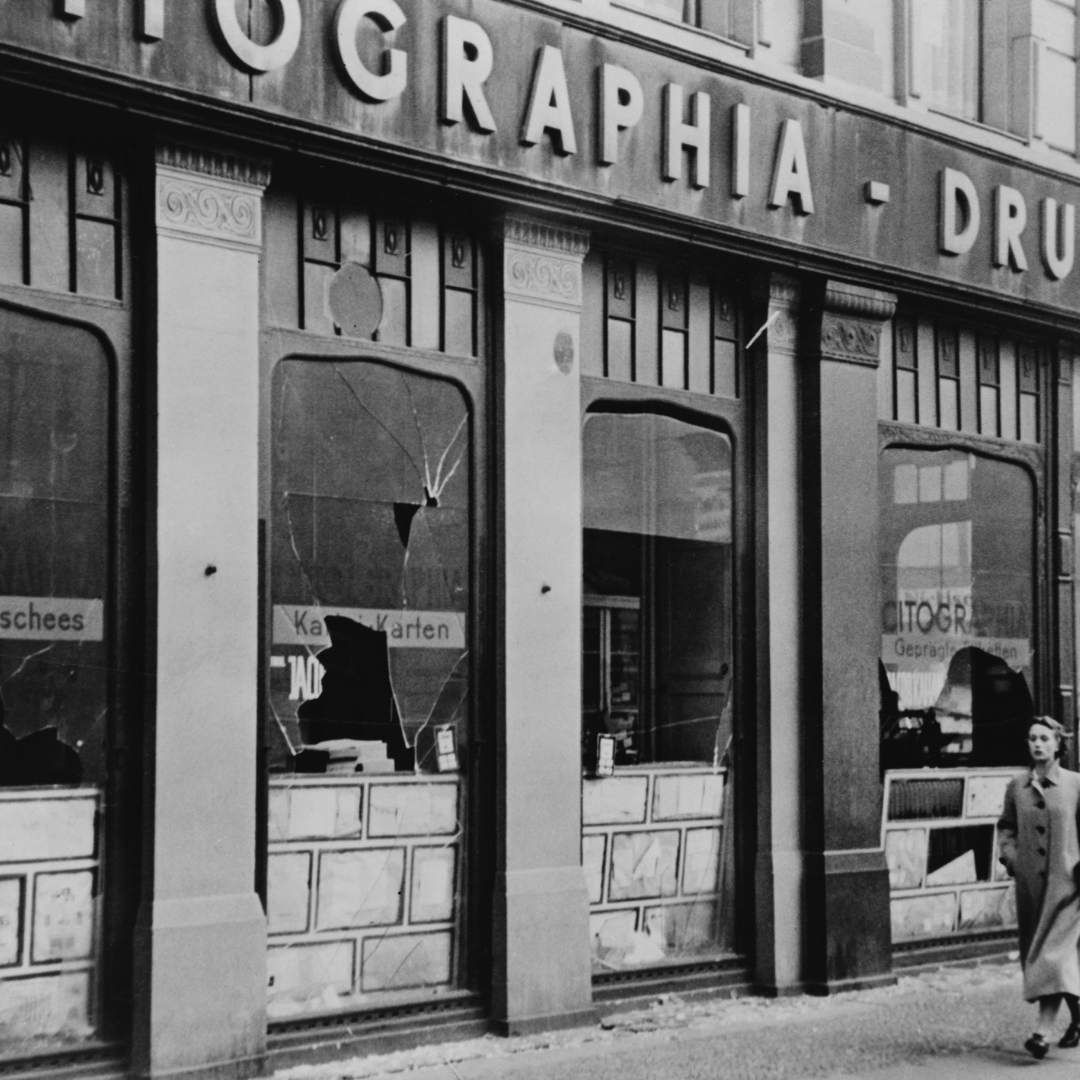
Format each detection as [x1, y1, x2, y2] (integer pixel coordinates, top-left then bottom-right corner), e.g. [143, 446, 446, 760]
[0, 598, 103, 641]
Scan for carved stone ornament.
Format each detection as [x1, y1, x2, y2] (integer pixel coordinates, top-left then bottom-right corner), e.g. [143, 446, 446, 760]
[156, 143, 271, 189]
[501, 215, 588, 309]
[819, 312, 882, 366]
[503, 216, 589, 257]
[505, 249, 582, 306]
[156, 171, 262, 248]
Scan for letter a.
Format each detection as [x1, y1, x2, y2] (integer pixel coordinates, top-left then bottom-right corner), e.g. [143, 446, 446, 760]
[521, 45, 577, 155]
[768, 119, 814, 214]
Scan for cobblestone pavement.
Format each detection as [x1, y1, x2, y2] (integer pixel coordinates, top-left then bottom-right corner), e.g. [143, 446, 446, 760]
[277, 960, 1080, 1080]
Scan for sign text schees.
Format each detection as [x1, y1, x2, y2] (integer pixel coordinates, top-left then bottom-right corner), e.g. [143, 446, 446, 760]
[0, 597, 104, 641]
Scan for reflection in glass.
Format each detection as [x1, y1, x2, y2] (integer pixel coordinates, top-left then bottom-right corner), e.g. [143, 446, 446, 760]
[879, 448, 1035, 770]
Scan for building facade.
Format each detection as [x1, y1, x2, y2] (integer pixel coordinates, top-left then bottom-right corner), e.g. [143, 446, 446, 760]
[0, 0, 1078, 1076]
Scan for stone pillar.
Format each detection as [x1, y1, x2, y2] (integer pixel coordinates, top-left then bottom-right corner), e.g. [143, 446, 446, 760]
[491, 216, 596, 1035]
[132, 143, 269, 1080]
[801, 280, 896, 994]
[751, 273, 807, 996]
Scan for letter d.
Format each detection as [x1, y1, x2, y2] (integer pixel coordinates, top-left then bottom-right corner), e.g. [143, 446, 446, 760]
[940, 168, 980, 256]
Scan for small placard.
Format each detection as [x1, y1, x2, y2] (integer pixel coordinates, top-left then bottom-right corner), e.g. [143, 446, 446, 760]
[32, 871, 94, 963]
[435, 726, 459, 773]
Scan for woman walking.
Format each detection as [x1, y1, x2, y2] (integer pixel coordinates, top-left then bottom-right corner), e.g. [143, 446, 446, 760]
[998, 716, 1080, 1059]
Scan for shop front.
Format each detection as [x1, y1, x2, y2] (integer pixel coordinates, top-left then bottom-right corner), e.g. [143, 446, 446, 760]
[2, 0, 1080, 1076]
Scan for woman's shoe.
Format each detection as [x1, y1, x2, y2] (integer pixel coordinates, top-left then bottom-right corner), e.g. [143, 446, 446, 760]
[1026, 1033, 1051, 1059]
[1059, 1022, 1080, 1048]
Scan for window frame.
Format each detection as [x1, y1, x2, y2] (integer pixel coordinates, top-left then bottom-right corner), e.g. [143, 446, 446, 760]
[257, 178, 494, 1012]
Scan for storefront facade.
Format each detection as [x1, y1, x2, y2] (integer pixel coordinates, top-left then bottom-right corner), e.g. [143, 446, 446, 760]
[1, 0, 1078, 1076]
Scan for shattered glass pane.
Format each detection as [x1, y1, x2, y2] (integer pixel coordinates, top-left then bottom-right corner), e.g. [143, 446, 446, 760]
[269, 358, 470, 775]
[0, 310, 108, 787]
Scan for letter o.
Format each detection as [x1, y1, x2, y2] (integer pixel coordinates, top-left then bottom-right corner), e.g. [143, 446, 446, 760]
[336, 0, 407, 102]
[214, 0, 301, 73]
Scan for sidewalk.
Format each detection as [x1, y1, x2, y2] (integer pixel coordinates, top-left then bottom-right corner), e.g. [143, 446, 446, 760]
[276, 960, 1076, 1080]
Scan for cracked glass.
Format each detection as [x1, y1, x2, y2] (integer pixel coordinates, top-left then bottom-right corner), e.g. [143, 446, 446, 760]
[879, 448, 1035, 770]
[270, 358, 469, 773]
[0, 310, 108, 787]
[267, 357, 469, 1015]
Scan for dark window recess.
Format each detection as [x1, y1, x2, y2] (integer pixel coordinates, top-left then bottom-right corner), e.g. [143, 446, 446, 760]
[887, 778, 965, 821]
[894, 316, 918, 424]
[601, 252, 742, 396]
[879, 448, 1035, 771]
[0, 133, 28, 287]
[0, 309, 109, 786]
[269, 358, 470, 774]
[72, 152, 120, 300]
[1018, 342, 1039, 443]
[927, 824, 995, 882]
[712, 289, 739, 398]
[977, 336, 1000, 438]
[442, 231, 476, 357]
[936, 325, 960, 431]
[660, 270, 688, 390]
[582, 412, 733, 767]
[375, 217, 410, 346]
[605, 255, 635, 382]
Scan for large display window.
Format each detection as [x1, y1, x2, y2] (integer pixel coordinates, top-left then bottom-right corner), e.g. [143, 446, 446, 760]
[265, 356, 472, 1016]
[879, 448, 1036, 771]
[582, 409, 736, 971]
[0, 309, 111, 1055]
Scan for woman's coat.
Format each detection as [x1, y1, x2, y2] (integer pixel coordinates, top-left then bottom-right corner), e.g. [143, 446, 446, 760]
[999, 761, 1080, 1000]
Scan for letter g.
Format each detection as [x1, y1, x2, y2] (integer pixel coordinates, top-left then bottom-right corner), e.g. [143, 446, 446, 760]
[336, 0, 408, 102]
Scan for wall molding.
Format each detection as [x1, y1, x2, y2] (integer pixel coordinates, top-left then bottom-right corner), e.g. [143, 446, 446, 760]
[156, 141, 271, 190]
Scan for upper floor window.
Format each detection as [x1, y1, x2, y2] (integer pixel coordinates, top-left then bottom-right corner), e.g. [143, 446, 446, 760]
[614, 0, 734, 36]
[910, 0, 981, 120]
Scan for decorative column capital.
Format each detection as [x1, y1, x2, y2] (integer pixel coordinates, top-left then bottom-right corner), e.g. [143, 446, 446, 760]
[750, 271, 801, 355]
[155, 141, 271, 251]
[499, 214, 590, 311]
[818, 281, 897, 369]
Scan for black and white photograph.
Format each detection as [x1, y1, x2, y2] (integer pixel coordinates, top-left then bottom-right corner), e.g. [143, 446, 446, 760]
[1, 1, 1079, 1077]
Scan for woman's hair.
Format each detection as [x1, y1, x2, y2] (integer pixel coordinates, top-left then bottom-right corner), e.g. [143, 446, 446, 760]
[1028, 716, 1070, 746]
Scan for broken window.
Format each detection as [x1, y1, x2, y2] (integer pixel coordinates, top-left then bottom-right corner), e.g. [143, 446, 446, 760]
[0, 309, 109, 787]
[266, 357, 470, 1016]
[582, 411, 733, 767]
[879, 448, 1035, 770]
[269, 358, 470, 776]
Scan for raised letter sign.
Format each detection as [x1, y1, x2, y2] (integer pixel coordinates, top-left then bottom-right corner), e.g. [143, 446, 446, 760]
[599, 64, 644, 166]
[731, 102, 750, 198]
[939, 168, 980, 256]
[1043, 198, 1076, 281]
[662, 84, 710, 188]
[213, 0, 301, 73]
[335, 0, 407, 102]
[441, 15, 496, 133]
[768, 119, 813, 214]
[993, 185, 1028, 271]
[522, 46, 577, 155]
